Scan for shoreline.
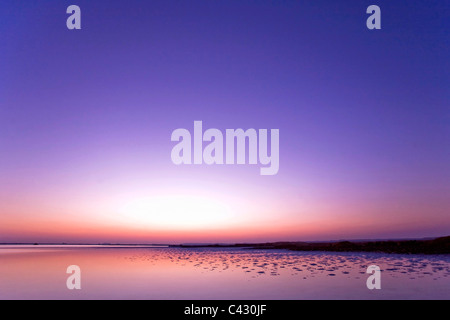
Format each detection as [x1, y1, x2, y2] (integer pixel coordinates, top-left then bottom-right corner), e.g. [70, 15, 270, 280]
[1, 236, 449, 255]
[174, 236, 450, 255]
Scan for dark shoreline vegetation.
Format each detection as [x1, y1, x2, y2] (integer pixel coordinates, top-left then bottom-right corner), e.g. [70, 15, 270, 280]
[175, 236, 450, 255]
[1, 236, 449, 254]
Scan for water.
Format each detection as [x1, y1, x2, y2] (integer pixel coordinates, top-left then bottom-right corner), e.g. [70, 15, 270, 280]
[0, 246, 449, 299]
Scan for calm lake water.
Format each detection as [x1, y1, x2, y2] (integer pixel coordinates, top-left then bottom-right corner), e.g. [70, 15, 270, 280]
[0, 246, 449, 300]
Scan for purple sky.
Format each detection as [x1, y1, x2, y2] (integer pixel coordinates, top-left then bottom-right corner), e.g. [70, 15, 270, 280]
[0, 0, 449, 243]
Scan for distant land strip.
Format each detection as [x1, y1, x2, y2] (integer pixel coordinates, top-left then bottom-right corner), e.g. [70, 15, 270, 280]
[174, 236, 450, 255]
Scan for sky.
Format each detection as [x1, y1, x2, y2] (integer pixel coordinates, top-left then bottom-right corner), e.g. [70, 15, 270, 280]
[0, 0, 449, 243]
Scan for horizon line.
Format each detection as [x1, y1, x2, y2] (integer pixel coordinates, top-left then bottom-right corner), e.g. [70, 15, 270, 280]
[1, 235, 448, 246]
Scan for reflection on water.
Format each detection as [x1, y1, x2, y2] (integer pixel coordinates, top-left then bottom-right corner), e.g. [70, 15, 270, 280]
[0, 246, 449, 299]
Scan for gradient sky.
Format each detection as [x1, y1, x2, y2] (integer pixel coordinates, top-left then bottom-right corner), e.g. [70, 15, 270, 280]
[1, 0, 449, 243]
